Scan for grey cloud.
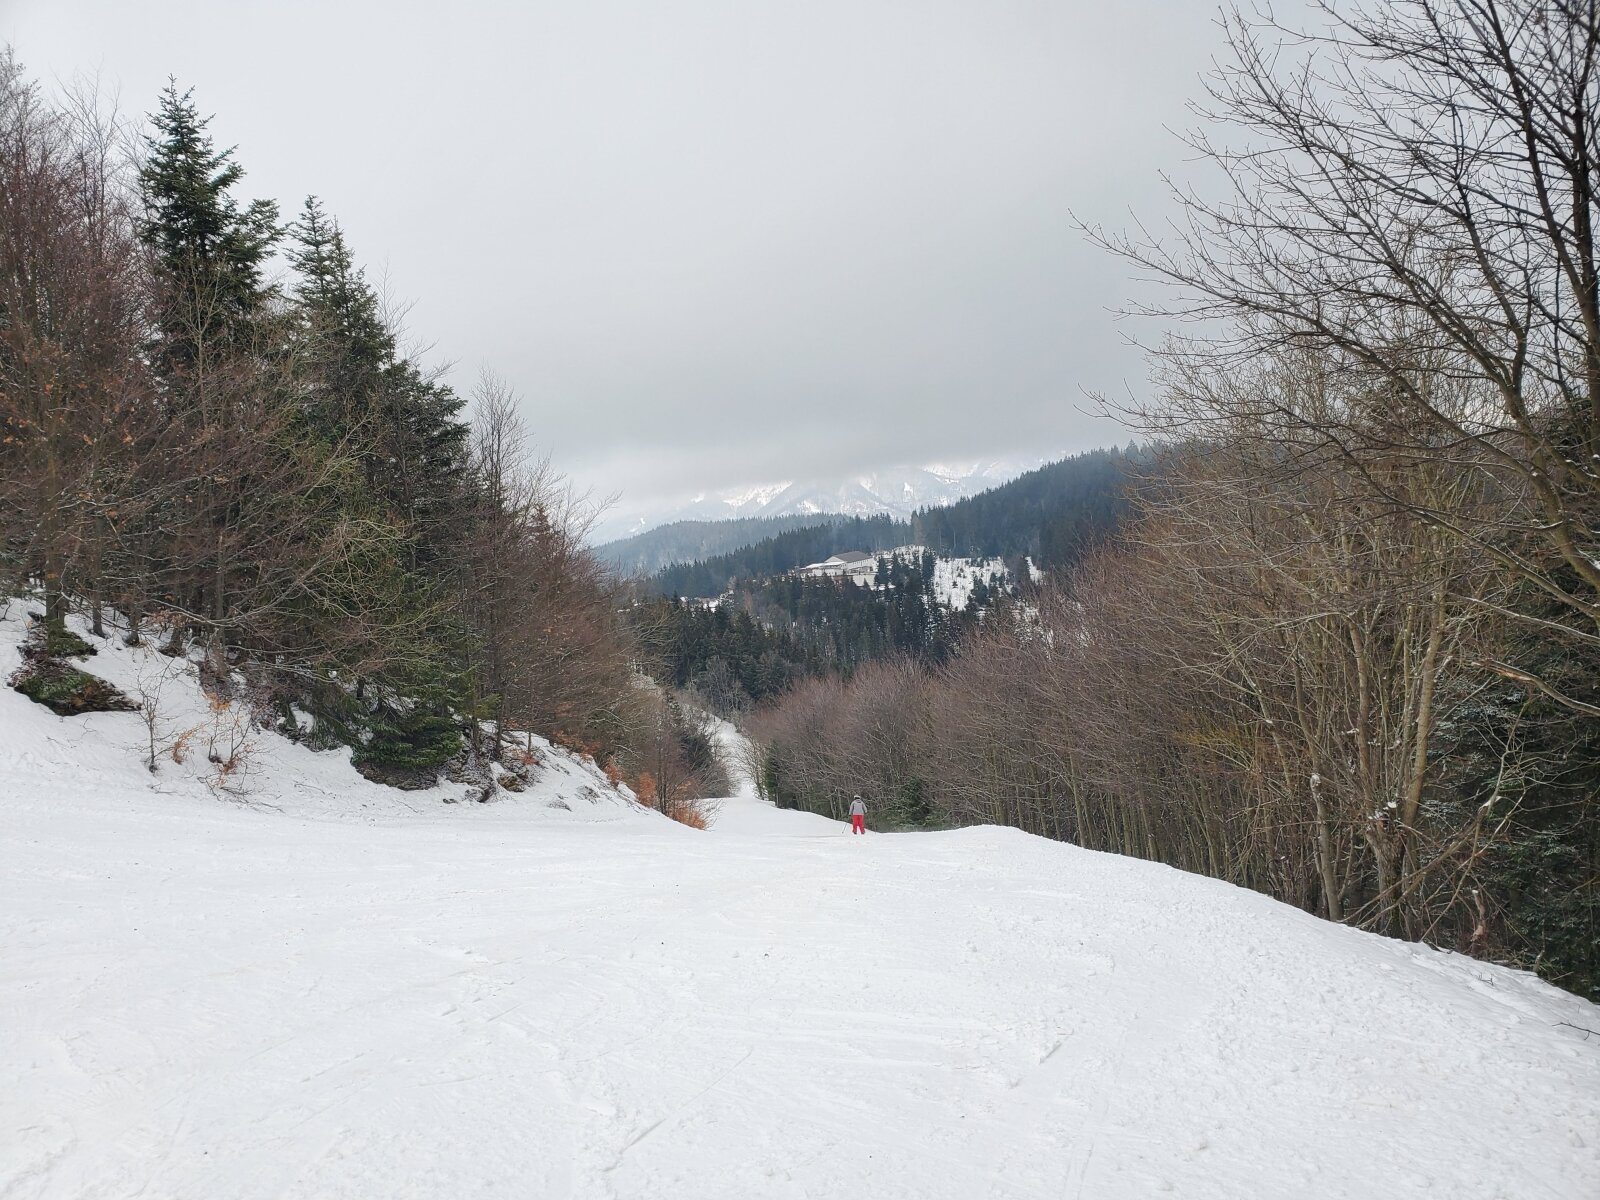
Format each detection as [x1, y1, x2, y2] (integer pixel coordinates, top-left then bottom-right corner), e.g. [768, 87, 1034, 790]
[7, 0, 1231, 512]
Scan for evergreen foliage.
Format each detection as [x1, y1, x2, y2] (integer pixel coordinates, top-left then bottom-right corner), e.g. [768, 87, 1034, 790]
[139, 81, 279, 373]
[1, 66, 646, 793]
[650, 448, 1142, 600]
[909, 447, 1144, 568]
[640, 597, 819, 710]
[8, 620, 133, 715]
[598, 513, 862, 577]
[10, 658, 136, 715]
[43, 625, 95, 659]
[651, 515, 910, 599]
[287, 196, 395, 441]
[748, 552, 985, 668]
[351, 701, 464, 779]
[1435, 580, 1600, 998]
[640, 550, 1006, 714]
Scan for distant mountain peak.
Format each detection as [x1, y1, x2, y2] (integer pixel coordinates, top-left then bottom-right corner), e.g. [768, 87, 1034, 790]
[595, 455, 1058, 543]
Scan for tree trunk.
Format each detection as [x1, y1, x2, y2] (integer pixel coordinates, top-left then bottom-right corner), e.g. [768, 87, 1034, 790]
[1311, 774, 1343, 922]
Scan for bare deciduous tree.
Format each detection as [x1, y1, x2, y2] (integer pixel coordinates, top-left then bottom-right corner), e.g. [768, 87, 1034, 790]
[1091, 0, 1600, 715]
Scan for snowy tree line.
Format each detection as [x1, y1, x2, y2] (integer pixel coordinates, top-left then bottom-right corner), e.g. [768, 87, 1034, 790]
[639, 556, 984, 713]
[752, 1, 1600, 999]
[649, 514, 912, 600]
[649, 449, 1135, 600]
[0, 54, 716, 809]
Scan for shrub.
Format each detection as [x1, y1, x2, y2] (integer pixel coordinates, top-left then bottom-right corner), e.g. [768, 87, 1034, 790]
[43, 625, 95, 659]
[10, 659, 136, 715]
[352, 704, 462, 788]
[666, 793, 719, 830]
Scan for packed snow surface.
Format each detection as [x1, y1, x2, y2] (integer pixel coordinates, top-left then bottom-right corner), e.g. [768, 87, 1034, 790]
[4, 615, 1599, 1199]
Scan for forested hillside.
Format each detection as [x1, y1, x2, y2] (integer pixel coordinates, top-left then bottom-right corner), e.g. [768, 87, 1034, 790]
[652, 448, 1138, 599]
[908, 446, 1144, 567]
[636, 448, 1138, 717]
[0, 59, 715, 811]
[639, 550, 1009, 712]
[651, 514, 911, 598]
[748, 6, 1600, 1000]
[598, 512, 860, 578]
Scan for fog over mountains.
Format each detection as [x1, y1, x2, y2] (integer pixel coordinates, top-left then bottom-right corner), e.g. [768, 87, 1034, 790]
[594, 457, 1055, 543]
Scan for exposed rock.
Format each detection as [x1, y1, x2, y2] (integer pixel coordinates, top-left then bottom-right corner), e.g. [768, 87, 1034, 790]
[351, 760, 440, 791]
[444, 746, 496, 803]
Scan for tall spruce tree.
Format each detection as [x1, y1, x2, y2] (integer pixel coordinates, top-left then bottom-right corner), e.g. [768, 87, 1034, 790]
[139, 81, 279, 376]
[379, 359, 471, 566]
[282, 197, 470, 772]
[136, 81, 287, 629]
[289, 198, 395, 427]
[286, 197, 471, 562]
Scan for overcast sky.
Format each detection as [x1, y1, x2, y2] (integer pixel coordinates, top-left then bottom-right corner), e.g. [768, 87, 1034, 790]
[6, 1, 1233, 515]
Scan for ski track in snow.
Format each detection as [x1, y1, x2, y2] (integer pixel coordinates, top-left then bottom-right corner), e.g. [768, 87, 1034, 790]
[2, 613, 1599, 1199]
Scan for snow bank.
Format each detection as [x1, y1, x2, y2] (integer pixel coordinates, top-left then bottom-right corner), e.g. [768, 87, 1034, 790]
[0, 602, 649, 825]
[3, 604, 1599, 1199]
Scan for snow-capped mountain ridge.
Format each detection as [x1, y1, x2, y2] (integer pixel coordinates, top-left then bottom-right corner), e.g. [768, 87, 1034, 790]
[599, 455, 1055, 542]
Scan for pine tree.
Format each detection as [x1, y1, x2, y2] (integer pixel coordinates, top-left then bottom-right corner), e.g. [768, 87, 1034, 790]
[281, 196, 476, 757]
[287, 197, 395, 439]
[284, 195, 470, 558]
[379, 360, 471, 565]
[139, 81, 279, 376]
[136, 81, 287, 630]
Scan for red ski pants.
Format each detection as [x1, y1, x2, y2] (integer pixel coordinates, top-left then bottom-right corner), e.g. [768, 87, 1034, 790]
[851, 814, 866, 834]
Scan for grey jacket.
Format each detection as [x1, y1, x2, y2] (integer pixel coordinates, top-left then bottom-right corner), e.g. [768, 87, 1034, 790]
[849, 798, 866, 817]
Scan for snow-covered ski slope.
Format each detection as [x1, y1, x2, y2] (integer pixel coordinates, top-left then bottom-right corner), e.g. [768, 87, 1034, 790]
[4, 614, 1599, 1199]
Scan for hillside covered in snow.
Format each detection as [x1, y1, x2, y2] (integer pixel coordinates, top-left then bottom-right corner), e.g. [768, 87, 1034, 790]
[4, 606, 1599, 1199]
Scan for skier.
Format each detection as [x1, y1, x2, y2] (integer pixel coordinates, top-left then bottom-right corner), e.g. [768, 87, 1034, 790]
[849, 794, 867, 835]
